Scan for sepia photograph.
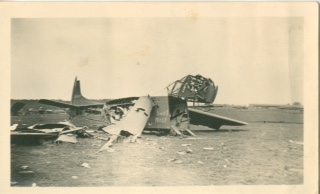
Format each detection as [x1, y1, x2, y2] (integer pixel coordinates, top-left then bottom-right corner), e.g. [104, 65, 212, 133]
[0, 2, 318, 194]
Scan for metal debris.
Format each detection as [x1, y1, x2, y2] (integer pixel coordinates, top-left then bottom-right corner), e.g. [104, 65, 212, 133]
[168, 159, 183, 164]
[55, 134, 78, 144]
[289, 140, 303, 145]
[11, 124, 19, 131]
[20, 165, 29, 170]
[177, 151, 186, 155]
[81, 163, 91, 168]
[11, 182, 18, 186]
[173, 159, 183, 164]
[95, 136, 110, 141]
[106, 148, 117, 153]
[95, 135, 116, 154]
[186, 137, 207, 140]
[18, 171, 34, 174]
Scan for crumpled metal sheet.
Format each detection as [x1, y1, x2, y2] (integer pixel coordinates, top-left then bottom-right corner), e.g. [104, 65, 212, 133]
[55, 134, 78, 144]
[102, 96, 154, 136]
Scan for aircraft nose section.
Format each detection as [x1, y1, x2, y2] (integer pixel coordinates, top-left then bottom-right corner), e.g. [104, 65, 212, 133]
[205, 85, 218, 104]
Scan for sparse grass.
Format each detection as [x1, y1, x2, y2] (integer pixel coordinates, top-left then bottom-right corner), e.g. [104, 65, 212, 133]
[11, 108, 303, 186]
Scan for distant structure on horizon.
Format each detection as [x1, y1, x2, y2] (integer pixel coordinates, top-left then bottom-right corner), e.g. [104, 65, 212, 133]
[249, 102, 303, 111]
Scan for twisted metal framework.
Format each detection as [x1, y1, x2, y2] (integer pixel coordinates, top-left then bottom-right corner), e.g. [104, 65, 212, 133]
[167, 74, 218, 104]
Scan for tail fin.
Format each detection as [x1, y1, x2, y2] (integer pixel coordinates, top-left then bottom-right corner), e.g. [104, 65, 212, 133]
[71, 77, 102, 106]
[71, 77, 82, 104]
[39, 77, 103, 109]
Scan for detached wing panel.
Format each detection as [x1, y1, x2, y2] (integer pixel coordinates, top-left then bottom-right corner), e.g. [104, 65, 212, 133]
[188, 108, 248, 129]
[39, 99, 103, 109]
[39, 99, 75, 108]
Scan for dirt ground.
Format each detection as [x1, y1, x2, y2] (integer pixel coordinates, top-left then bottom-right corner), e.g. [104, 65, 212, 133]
[10, 108, 303, 186]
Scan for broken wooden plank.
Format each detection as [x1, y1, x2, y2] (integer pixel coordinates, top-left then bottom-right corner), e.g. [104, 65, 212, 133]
[59, 128, 83, 135]
[94, 134, 118, 154]
[170, 125, 182, 136]
[184, 128, 196, 136]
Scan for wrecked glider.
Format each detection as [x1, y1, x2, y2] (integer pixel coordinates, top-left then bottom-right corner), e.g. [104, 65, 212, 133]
[39, 75, 248, 136]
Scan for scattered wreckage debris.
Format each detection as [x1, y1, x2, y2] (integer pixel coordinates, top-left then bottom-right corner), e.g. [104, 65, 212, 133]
[94, 136, 110, 141]
[203, 147, 215, 151]
[55, 134, 78, 144]
[11, 125, 59, 144]
[20, 165, 29, 170]
[18, 171, 35, 174]
[170, 125, 184, 136]
[176, 148, 193, 155]
[72, 176, 78, 179]
[288, 140, 303, 145]
[168, 158, 183, 164]
[11, 120, 93, 144]
[81, 163, 91, 168]
[17, 166, 35, 176]
[11, 124, 19, 131]
[11, 182, 18, 186]
[185, 137, 208, 140]
[94, 138, 115, 154]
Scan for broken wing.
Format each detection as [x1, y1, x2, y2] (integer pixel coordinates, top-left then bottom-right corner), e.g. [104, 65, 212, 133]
[188, 108, 248, 130]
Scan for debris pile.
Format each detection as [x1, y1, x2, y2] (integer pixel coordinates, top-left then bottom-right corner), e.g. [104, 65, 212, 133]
[11, 120, 93, 144]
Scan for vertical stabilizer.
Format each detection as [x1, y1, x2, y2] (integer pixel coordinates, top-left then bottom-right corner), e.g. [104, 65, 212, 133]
[70, 77, 101, 106]
[71, 77, 81, 104]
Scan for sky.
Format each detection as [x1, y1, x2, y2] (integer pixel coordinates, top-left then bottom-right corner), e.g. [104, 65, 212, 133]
[11, 17, 304, 105]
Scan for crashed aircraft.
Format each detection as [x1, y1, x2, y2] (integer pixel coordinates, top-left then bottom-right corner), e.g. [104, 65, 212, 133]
[38, 74, 247, 138]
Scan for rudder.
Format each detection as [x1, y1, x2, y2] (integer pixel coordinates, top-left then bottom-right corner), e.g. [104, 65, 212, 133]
[70, 77, 101, 106]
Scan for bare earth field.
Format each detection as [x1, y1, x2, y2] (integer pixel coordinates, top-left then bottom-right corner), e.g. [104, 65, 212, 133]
[11, 108, 303, 186]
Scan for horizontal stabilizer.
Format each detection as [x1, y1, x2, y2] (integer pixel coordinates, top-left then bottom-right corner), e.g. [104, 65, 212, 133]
[188, 108, 248, 130]
[39, 99, 103, 109]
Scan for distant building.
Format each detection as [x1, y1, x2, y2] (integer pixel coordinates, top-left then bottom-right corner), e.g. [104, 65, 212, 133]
[249, 104, 283, 109]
